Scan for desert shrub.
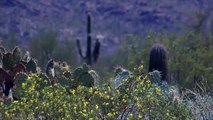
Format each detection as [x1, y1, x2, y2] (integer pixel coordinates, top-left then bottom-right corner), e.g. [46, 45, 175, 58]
[29, 30, 77, 68]
[29, 30, 58, 66]
[0, 66, 193, 119]
[183, 90, 213, 120]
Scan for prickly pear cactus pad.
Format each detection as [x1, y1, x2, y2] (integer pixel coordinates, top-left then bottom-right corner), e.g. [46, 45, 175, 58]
[46, 59, 55, 78]
[39, 73, 50, 86]
[0, 68, 9, 84]
[36, 73, 49, 90]
[13, 72, 28, 99]
[112, 68, 131, 89]
[88, 70, 100, 87]
[60, 62, 70, 72]
[12, 47, 22, 64]
[54, 63, 63, 78]
[9, 63, 26, 78]
[63, 71, 72, 79]
[73, 64, 95, 87]
[23, 51, 31, 62]
[39, 73, 49, 81]
[2, 47, 22, 71]
[148, 70, 162, 84]
[3, 52, 16, 70]
[53, 62, 68, 84]
[55, 70, 72, 86]
[26, 58, 37, 73]
[114, 66, 126, 77]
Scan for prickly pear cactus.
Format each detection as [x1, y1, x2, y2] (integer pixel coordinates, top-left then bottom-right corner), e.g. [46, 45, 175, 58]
[3, 52, 15, 70]
[45, 60, 73, 88]
[73, 63, 95, 87]
[111, 68, 131, 89]
[13, 72, 28, 99]
[23, 51, 31, 62]
[26, 58, 37, 73]
[114, 66, 126, 77]
[12, 47, 22, 64]
[58, 76, 72, 88]
[88, 70, 100, 87]
[54, 63, 63, 78]
[60, 62, 70, 72]
[39, 73, 49, 82]
[46, 59, 55, 78]
[58, 71, 74, 88]
[148, 70, 161, 84]
[63, 71, 72, 79]
[38, 73, 50, 89]
[53, 63, 66, 84]
[0, 68, 9, 84]
[148, 70, 173, 98]
[2, 47, 22, 70]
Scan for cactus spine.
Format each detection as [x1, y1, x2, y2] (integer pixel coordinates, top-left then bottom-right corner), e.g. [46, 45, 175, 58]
[77, 13, 100, 65]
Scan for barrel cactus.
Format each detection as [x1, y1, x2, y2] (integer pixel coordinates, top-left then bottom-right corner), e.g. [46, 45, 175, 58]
[148, 44, 168, 82]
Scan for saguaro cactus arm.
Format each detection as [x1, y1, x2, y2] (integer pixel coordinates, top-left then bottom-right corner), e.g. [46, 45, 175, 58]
[76, 39, 86, 59]
[93, 39, 100, 62]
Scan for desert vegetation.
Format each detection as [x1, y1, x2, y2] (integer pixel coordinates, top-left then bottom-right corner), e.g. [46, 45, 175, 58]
[0, 29, 212, 119]
[0, 1, 213, 119]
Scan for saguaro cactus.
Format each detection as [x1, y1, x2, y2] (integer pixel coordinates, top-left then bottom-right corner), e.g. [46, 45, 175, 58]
[77, 13, 101, 65]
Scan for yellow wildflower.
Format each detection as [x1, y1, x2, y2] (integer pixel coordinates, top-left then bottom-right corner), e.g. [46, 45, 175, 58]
[95, 104, 99, 110]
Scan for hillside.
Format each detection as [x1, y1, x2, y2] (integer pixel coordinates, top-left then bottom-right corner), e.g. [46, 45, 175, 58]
[0, 0, 212, 49]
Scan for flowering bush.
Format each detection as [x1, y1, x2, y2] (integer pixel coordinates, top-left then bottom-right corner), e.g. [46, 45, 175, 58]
[0, 65, 211, 119]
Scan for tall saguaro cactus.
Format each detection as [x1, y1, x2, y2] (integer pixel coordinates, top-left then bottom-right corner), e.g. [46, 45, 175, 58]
[77, 14, 101, 65]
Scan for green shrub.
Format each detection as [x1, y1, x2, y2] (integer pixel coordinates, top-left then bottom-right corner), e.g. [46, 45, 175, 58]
[29, 30, 77, 68]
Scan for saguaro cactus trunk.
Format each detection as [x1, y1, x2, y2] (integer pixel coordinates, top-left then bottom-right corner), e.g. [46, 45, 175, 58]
[77, 13, 100, 65]
[86, 14, 92, 65]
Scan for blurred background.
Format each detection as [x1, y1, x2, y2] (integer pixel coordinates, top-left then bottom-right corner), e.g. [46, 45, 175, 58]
[0, 0, 212, 92]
